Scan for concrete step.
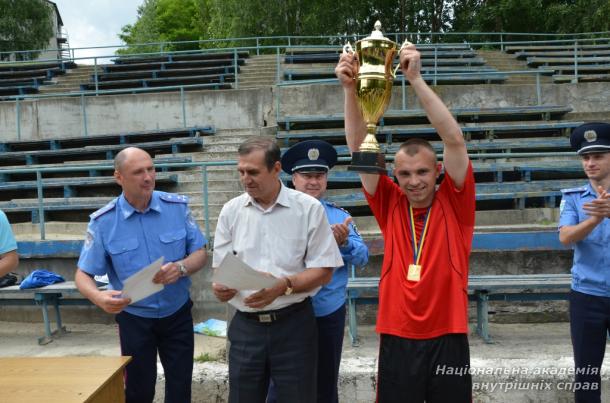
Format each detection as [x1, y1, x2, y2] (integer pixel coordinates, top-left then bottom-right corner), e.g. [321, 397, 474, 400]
[179, 181, 241, 194]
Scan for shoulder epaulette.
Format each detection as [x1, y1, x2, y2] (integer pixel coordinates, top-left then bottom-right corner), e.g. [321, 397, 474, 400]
[324, 199, 362, 238]
[90, 199, 117, 220]
[561, 186, 587, 194]
[159, 192, 189, 204]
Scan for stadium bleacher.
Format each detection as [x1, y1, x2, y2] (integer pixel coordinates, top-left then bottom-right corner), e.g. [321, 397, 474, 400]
[0, 61, 77, 99]
[0, 126, 210, 224]
[282, 45, 506, 85]
[505, 40, 610, 83]
[79, 51, 249, 93]
[277, 103, 583, 214]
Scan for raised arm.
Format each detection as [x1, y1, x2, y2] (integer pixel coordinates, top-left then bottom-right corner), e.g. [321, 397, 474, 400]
[335, 52, 381, 195]
[400, 44, 469, 188]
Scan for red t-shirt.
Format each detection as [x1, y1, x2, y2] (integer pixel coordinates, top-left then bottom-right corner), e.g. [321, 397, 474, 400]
[364, 162, 475, 339]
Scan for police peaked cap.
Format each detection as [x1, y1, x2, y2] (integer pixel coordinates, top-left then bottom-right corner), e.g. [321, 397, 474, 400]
[281, 140, 338, 174]
[570, 122, 610, 155]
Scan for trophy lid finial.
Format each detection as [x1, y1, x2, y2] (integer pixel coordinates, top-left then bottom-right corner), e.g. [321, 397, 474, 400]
[367, 20, 387, 40]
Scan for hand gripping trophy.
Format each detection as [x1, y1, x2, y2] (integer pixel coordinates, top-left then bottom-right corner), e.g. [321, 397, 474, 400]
[343, 21, 410, 173]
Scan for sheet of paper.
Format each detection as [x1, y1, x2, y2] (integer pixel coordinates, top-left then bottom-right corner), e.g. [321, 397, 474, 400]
[122, 256, 165, 304]
[212, 252, 277, 290]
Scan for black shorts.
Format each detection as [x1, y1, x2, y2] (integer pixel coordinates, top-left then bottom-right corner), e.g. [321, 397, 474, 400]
[377, 333, 472, 403]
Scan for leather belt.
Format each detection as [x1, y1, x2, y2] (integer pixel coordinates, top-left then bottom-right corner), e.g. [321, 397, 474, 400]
[237, 297, 310, 323]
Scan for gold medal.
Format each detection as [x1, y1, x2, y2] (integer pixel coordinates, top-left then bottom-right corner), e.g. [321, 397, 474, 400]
[407, 264, 421, 282]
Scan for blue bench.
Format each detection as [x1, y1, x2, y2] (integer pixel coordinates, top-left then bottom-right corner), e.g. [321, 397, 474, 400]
[0, 77, 46, 88]
[0, 85, 39, 97]
[92, 65, 238, 82]
[321, 137, 576, 158]
[505, 43, 610, 53]
[526, 56, 610, 67]
[515, 49, 610, 60]
[276, 121, 580, 144]
[284, 50, 480, 64]
[0, 172, 177, 199]
[278, 105, 573, 131]
[553, 74, 610, 83]
[0, 281, 103, 344]
[80, 73, 235, 91]
[103, 58, 246, 73]
[347, 270, 571, 345]
[0, 67, 64, 80]
[114, 51, 250, 64]
[0, 137, 204, 166]
[0, 126, 214, 153]
[0, 61, 76, 73]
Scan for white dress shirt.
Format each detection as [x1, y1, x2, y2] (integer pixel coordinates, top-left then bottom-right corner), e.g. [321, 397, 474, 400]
[213, 182, 344, 312]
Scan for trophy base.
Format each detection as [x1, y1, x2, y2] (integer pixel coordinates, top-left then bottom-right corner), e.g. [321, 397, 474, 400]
[348, 151, 387, 174]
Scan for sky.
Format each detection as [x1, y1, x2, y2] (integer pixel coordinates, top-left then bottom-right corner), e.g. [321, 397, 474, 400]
[51, 0, 143, 63]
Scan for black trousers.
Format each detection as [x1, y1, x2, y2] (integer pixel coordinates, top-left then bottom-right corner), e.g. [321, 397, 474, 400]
[115, 300, 194, 403]
[229, 298, 318, 403]
[377, 333, 472, 403]
[267, 304, 346, 403]
[570, 290, 610, 403]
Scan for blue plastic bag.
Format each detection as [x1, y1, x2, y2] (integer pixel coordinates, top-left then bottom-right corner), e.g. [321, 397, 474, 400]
[19, 269, 65, 289]
[194, 319, 227, 337]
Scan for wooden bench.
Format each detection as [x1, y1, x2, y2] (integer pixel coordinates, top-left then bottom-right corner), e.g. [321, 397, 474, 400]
[0, 171, 177, 199]
[0, 126, 213, 153]
[0, 61, 76, 73]
[277, 105, 573, 131]
[113, 51, 249, 64]
[276, 120, 580, 144]
[81, 73, 235, 91]
[284, 50, 480, 64]
[103, 58, 246, 73]
[0, 281, 103, 344]
[93, 65, 238, 82]
[505, 43, 610, 53]
[0, 137, 204, 166]
[346, 272, 571, 345]
[325, 178, 584, 211]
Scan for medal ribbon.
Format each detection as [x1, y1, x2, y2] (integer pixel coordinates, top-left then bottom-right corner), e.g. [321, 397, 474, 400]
[409, 204, 432, 266]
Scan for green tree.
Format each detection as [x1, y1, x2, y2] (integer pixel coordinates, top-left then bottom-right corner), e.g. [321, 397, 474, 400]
[118, 0, 161, 54]
[0, 0, 54, 60]
[119, 0, 207, 54]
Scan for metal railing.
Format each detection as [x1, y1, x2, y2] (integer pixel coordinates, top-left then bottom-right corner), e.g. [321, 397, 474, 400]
[0, 160, 237, 241]
[3, 30, 610, 62]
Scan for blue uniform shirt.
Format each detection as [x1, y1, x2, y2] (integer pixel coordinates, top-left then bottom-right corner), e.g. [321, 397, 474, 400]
[313, 199, 369, 317]
[78, 191, 207, 318]
[0, 210, 17, 254]
[559, 183, 610, 297]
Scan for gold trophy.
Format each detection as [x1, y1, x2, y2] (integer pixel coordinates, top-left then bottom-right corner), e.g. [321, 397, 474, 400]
[344, 21, 408, 173]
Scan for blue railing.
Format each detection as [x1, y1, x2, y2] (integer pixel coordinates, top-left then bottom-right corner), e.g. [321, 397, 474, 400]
[3, 30, 610, 61]
[0, 161, 237, 241]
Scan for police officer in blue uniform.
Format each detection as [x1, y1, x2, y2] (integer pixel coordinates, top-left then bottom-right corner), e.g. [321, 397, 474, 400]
[267, 140, 369, 403]
[75, 147, 208, 403]
[559, 122, 610, 403]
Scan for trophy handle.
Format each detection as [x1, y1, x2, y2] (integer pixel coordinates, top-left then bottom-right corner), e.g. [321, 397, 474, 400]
[343, 42, 354, 54]
[392, 40, 413, 78]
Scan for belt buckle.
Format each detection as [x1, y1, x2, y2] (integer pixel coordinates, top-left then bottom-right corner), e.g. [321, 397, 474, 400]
[258, 314, 273, 323]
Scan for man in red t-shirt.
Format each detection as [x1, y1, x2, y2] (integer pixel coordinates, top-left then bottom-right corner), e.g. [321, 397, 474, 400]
[335, 43, 475, 402]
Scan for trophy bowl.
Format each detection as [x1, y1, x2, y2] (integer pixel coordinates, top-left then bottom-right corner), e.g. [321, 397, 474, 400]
[345, 21, 401, 174]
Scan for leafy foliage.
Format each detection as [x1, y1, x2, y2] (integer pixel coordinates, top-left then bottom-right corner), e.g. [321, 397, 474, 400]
[118, 0, 610, 53]
[0, 0, 54, 59]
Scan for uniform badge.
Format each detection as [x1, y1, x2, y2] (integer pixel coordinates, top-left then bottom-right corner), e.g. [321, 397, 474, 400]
[559, 199, 566, 213]
[187, 209, 197, 228]
[307, 148, 320, 161]
[84, 231, 94, 250]
[584, 130, 597, 142]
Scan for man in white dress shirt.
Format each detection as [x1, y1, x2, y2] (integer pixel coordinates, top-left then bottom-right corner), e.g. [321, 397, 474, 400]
[212, 137, 344, 403]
